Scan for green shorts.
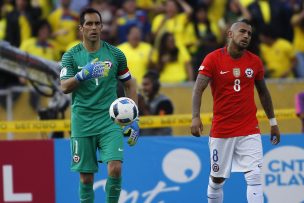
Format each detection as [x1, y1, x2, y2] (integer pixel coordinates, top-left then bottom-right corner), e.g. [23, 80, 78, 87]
[70, 129, 124, 173]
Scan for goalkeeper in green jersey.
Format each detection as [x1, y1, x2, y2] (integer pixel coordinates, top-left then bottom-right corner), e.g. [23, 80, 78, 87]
[59, 8, 139, 203]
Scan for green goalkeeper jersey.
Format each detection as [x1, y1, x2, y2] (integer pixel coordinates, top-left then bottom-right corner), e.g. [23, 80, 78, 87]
[60, 41, 131, 137]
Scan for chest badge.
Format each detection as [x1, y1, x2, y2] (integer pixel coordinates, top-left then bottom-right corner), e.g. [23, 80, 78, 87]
[245, 68, 254, 78]
[233, 68, 240, 78]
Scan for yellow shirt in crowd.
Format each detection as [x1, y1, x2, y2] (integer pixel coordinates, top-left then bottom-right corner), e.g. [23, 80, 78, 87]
[20, 38, 60, 61]
[19, 15, 32, 44]
[152, 13, 188, 47]
[48, 8, 79, 52]
[118, 42, 152, 84]
[151, 46, 191, 83]
[260, 38, 295, 78]
[293, 26, 304, 53]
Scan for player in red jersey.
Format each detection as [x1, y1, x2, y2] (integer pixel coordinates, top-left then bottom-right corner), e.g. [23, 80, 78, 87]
[191, 19, 280, 203]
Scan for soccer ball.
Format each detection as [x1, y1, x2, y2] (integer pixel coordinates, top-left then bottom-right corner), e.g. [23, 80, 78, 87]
[109, 97, 139, 126]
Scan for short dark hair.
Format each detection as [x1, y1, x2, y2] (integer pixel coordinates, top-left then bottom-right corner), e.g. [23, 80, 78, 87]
[79, 8, 102, 26]
[236, 19, 252, 26]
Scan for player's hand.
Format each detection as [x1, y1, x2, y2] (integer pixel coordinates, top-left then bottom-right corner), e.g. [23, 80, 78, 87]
[270, 125, 280, 145]
[75, 58, 105, 81]
[191, 117, 203, 137]
[123, 119, 139, 146]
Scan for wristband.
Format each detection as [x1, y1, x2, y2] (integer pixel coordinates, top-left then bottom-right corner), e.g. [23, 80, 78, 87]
[269, 118, 277, 126]
[75, 72, 82, 81]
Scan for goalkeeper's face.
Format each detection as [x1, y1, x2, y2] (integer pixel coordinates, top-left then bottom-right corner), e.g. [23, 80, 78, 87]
[81, 13, 103, 42]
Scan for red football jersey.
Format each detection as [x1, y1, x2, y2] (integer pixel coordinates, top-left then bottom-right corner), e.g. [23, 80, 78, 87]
[199, 47, 264, 138]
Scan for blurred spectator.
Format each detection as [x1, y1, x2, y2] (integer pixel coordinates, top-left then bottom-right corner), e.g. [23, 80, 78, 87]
[151, 0, 192, 48]
[291, 0, 304, 78]
[115, 0, 151, 44]
[32, 0, 53, 18]
[295, 92, 304, 133]
[48, 0, 79, 53]
[186, 3, 221, 78]
[0, 0, 41, 110]
[140, 71, 174, 136]
[19, 19, 59, 111]
[150, 32, 193, 83]
[118, 25, 152, 85]
[259, 26, 296, 78]
[204, 0, 227, 26]
[65, 27, 82, 51]
[5, 0, 42, 47]
[54, 0, 89, 13]
[20, 19, 60, 61]
[247, 0, 293, 54]
[0, 0, 14, 40]
[135, 0, 164, 15]
[219, 0, 251, 33]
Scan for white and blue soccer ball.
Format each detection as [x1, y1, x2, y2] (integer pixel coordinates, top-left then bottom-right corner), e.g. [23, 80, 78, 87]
[109, 97, 139, 126]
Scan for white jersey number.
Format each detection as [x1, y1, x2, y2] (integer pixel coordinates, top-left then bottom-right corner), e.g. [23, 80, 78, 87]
[233, 79, 241, 92]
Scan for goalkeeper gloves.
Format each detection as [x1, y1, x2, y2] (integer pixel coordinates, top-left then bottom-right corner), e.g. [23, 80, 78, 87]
[75, 58, 105, 81]
[123, 119, 139, 146]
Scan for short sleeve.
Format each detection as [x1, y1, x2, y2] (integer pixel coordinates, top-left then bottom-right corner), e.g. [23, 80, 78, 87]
[255, 57, 265, 80]
[60, 51, 76, 80]
[115, 48, 131, 82]
[198, 53, 215, 78]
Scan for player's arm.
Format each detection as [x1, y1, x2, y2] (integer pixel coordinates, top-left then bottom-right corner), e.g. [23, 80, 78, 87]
[60, 52, 79, 94]
[191, 74, 210, 137]
[123, 78, 138, 105]
[60, 77, 79, 94]
[255, 79, 280, 145]
[122, 77, 139, 146]
[116, 48, 140, 146]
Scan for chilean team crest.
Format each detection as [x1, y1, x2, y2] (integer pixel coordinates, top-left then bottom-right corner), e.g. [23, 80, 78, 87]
[233, 68, 240, 78]
[97, 60, 112, 77]
[245, 68, 254, 78]
[73, 154, 80, 163]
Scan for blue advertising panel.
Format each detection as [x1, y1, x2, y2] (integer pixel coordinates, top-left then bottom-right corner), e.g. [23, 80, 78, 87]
[54, 135, 304, 203]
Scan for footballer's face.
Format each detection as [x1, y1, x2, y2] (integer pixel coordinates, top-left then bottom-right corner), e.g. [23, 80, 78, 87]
[229, 22, 252, 49]
[80, 13, 103, 42]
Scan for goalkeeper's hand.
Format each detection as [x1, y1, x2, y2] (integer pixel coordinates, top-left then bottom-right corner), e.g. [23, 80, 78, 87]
[75, 58, 105, 81]
[123, 119, 139, 146]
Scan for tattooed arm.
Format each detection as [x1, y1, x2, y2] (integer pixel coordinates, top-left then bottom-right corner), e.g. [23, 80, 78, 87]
[255, 79, 280, 145]
[191, 74, 210, 137]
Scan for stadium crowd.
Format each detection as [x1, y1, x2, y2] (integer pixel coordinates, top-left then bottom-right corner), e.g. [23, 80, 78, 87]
[0, 0, 303, 112]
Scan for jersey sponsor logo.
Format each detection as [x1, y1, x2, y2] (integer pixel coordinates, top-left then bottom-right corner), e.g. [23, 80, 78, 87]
[60, 67, 67, 77]
[78, 66, 83, 69]
[73, 154, 80, 163]
[220, 70, 229, 74]
[233, 68, 240, 78]
[245, 68, 254, 78]
[212, 163, 219, 172]
[199, 65, 205, 71]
